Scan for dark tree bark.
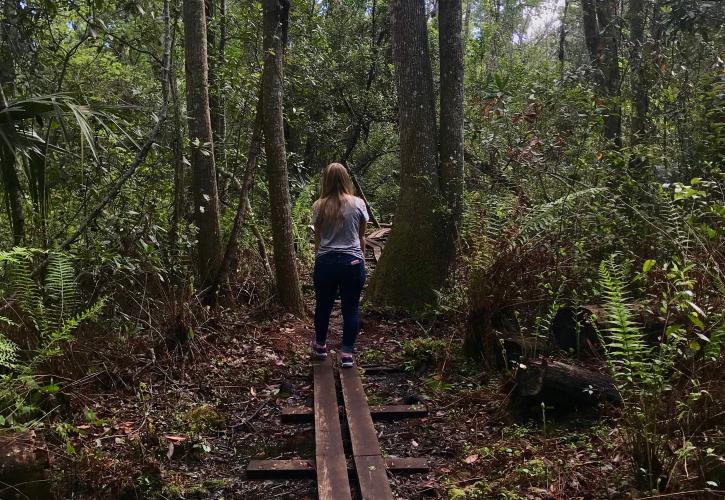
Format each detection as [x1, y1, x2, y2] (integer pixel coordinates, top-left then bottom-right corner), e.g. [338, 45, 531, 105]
[581, 0, 621, 147]
[368, 0, 450, 310]
[628, 0, 648, 143]
[558, 0, 569, 76]
[206, 0, 227, 181]
[0, 2, 24, 246]
[0, 143, 24, 246]
[439, 0, 465, 228]
[183, 0, 222, 290]
[261, 0, 304, 314]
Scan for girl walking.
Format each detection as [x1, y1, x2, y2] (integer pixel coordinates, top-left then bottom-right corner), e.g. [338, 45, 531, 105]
[311, 163, 369, 368]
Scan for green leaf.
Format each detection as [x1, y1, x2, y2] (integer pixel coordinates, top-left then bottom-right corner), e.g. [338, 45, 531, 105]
[642, 259, 656, 273]
[688, 313, 705, 329]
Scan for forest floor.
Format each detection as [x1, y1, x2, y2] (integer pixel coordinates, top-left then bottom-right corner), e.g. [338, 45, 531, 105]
[25, 268, 637, 499]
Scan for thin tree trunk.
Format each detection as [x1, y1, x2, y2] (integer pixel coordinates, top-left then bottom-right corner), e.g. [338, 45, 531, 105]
[184, 0, 222, 291]
[628, 0, 648, 143]
[214, 95, 263, 289]
[261, 0, 304, 314]
[246, 198, 273, 278]
[439, 0, 465, 229]
[0, 2, 24, 246]
[558, 0, 569, 77]
[368, 0, 448, 311]
[582, 0, 621, 147]
[169, 4, 186, 259]
[206, 0, 227, 198]
[0, 144, 24, 246]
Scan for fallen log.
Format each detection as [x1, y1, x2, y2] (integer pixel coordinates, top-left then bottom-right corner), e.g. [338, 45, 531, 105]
[513, 358, 620, 411]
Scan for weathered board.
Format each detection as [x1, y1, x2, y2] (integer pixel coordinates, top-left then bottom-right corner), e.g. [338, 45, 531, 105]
[246, 457, 429, 480]
[281, 404, 428, 424]
[314, 357, 353, 500]
[339, 366, 395, 500]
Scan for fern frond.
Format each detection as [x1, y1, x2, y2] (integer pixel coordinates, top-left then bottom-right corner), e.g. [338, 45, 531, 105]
[37, 297, 106, 361]
[0, 333, 19, 369]
[519, 187, 607, 241]
[44, 252, 80, 333]
[598, 255, 652, 391]
[1, 248, 46, 333]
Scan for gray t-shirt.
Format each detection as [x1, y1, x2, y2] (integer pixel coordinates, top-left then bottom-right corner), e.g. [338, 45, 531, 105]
[312, 196, 369, 259]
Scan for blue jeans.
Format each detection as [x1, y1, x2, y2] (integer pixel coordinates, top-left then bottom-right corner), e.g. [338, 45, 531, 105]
[313, 252, 366, 353]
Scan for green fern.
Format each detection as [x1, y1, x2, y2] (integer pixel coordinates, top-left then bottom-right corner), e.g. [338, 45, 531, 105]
[2, 248, 46, 333]
[0, 248, 105, 366]
[37, 297, 107, 361]
[0, 333, 19, 369]
[598, 255, 652, 390]
[44, 252, 80, 333]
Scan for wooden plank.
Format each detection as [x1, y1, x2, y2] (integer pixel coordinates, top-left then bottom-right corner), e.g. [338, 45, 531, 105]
[281, 404, 427, 424]
[384, 457, 429, 474]
[354, 455, 395, 499]
[339, 366, 394, 500]
[314, 358, 353, 500]
[247, 458, 428, 480]
[247, 459, 315, 480]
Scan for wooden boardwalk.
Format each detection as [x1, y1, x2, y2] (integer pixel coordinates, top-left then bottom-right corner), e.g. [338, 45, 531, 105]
[340, 364, 394, 499]
[313, 357, 353, 500]
[247, 356, 428, 499]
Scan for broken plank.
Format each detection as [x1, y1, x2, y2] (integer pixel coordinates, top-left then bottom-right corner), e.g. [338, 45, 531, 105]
[384, 457, 429, 474]
[246, 458, 428, 480]
[339, 366, 394, 500]
[314, 357, 353, 500]
[281, 404, 428, 424]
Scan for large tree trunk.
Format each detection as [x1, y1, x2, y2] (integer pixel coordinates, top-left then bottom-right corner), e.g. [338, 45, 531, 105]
[439, 0, 465, 229]
[183, 0, 222, 291]
[581, 0, 621, 147]
[368, 0, 449, 311]
[261, 0, 304, 314]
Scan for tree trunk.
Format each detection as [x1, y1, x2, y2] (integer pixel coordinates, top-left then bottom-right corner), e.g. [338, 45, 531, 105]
[206, 0, 227, 188]
[558, 0, 569, 77]
[368, 0, 449, 311]
[581, 0, 621, 147]
[183, 0, 222, 291]
[0, 144, 24, 246]
[628, 0, 648, 144]
[0, 2, 24, 246]
[214, 94, 263, 289]
[261, 0, 304, 314]
[439, 0, 465, 228]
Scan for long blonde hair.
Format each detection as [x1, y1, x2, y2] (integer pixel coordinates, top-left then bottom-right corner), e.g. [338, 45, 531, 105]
[316, 162, 354, 230]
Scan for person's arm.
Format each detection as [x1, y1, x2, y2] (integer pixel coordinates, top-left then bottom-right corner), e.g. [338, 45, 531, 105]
[314, 222, 321, 254]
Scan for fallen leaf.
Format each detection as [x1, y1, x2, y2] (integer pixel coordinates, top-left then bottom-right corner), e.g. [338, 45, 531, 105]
[164, 435, 187, 442]
[464, 454, 479, 464]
